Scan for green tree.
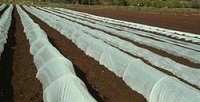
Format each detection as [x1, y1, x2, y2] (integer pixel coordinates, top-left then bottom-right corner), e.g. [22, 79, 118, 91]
[191, 0, 200, 8]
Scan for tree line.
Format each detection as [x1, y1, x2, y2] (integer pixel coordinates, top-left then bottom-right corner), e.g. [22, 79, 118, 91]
[2, 0, 200, 8]
[38, 0, 200, 8]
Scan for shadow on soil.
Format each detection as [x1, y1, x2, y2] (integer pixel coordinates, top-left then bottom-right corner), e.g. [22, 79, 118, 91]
[48, 36, 103, 102]
[0, 7, 16, 102]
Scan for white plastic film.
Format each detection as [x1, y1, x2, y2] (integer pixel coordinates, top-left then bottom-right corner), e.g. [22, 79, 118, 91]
[0, 4, 6, 12]
[34, 45, 63, 70]
[100, 47, 133, 77]
[54, 18, 67, 32]
[43, 75, 97, 102]
[76, 34, 96, 52]
[24, 23, 40, 33]
[27, 30, 47, 45]
[123, 60, 166, 100]
[30, 38, 51, 55]
[36, 57, 76, 89]
[18, 5, 97, 102]
[70, 30, 84, 43]
[0, 4, 13, 57]
[86, 39, 110, 61]
[149, 77, 200, 102]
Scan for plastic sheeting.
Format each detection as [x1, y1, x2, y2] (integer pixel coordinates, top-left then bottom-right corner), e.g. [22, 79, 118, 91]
[0, 4, 13, 56]
[36, 57, 75, 89]
[27, 30, 47, 45]
[123, 60, 166, 99]
[30, 38, 51, 55]
[86, 39, 110, 62]
[0, 4, 6, 12]
[76, 34, 97, 52]
[43, 75, 97, 102]
[24, 23, 40, 34]
[23, 22, 47, 45]
[34, 45, 64, 70]
[70, 30, 85, 43]
[17, 5, 97, 102]
[100, 46, 133, 77]
[149, 77, 200, 102]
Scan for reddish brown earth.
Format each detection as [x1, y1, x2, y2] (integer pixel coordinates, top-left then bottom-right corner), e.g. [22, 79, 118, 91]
[68, 6, 200, 34]
[0, 5, 200, 102]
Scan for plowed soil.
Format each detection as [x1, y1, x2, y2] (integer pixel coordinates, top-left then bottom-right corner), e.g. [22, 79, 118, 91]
[69, 6, 200, 34]
[0, 5, 199, 102]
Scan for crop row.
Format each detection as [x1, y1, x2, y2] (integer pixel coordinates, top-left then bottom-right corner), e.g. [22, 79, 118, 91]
[17, 5, 97, 102]
[0, 4, 13, 57]
[34, 6, 200, 88]
[24, 5, 200, 102]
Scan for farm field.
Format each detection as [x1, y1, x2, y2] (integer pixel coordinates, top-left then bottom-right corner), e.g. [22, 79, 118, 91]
[68, 6, 200, 34]
[0, 4, 200, 102]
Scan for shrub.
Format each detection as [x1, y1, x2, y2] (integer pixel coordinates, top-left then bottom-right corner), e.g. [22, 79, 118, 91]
[191, 0, 200, 8]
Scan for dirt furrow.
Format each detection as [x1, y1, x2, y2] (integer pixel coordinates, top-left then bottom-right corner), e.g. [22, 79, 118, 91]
[0, 6, 14, 102]
[11, 7, 43, 102]
[24, 7, 147, 102]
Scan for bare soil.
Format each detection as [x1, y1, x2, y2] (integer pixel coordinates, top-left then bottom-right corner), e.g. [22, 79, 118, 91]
[68, 6, 200, 34]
